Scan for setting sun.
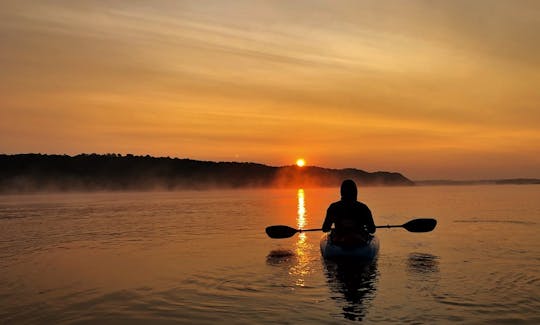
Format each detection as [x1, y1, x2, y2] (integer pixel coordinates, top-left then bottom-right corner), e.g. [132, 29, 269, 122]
[296, 159, 306, 167]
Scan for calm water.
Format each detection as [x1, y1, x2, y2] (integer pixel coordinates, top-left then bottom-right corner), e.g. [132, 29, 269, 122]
[1, 186, 539, 324]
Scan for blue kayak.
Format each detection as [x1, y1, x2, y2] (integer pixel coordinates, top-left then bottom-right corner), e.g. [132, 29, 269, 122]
[320, 233, 380, 260]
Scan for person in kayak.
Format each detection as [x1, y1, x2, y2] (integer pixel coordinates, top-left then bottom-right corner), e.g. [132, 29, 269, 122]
[322, 179, 376, 246]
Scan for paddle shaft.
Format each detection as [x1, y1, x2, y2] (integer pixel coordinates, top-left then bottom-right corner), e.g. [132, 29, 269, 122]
[300, 224, 405, 232]
[300, 224, 413, 232]
[298, 228, 323, 233]
[376, 224, 405, 229]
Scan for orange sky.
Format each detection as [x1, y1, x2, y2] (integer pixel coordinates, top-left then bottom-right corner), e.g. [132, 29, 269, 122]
[1, 1, 539, 180]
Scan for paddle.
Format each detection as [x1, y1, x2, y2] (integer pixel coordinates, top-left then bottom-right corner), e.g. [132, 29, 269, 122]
[265, 218, 437, 239]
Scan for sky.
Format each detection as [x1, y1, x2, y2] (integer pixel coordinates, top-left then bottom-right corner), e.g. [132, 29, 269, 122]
[1, 0, 539, 180]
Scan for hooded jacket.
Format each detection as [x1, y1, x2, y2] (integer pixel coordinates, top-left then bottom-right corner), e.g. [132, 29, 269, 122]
[322, 180, 376, 235]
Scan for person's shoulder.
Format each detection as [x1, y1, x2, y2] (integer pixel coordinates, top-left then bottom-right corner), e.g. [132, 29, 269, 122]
[328, 201, 342, 209]
[355, 201, 371, 209]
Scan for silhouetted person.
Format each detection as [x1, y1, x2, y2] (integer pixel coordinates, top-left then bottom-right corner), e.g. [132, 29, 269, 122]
[322, 179, 376, 246]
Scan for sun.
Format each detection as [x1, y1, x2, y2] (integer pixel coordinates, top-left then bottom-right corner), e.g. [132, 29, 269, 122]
[296, 158, 306, 167]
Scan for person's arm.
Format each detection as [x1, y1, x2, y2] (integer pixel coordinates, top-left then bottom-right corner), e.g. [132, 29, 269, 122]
[322, 205, 334, 232]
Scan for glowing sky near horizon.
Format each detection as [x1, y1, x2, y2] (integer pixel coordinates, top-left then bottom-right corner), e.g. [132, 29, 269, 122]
[1, 0, 539, 179]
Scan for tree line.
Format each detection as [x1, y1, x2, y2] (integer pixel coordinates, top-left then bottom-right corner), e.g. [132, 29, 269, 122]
[0, 154, 414, 193]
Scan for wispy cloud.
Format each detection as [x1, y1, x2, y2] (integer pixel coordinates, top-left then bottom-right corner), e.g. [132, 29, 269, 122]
[1, 0, 539, 178]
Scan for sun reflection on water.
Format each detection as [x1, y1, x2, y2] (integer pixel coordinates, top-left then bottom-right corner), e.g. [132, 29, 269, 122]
[297, 188, 306, 239]
[290, 188, 312, 287]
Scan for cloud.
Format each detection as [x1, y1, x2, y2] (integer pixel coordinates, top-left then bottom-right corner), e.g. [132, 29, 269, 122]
[1, 0, 539, 178]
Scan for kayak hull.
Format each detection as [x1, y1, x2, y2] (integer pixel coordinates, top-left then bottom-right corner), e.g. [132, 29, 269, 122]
[320, 233, 379, 260]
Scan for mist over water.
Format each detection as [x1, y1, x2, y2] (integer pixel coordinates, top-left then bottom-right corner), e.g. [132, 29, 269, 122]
[1, 185, 539, 323]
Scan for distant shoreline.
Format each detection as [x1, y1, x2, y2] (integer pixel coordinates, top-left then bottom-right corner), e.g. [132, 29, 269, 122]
[1, 153, 537, 194]
[0, 153, 413, 194]
[414, 179, 540, 186]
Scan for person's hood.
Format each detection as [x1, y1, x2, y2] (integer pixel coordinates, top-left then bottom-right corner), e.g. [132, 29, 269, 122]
[340, 179, 357, 201]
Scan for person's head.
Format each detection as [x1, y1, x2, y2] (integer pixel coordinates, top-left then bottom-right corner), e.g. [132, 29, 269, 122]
[340, 179, 358, 201]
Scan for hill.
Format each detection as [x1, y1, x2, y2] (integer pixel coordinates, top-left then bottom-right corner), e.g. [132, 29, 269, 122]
[0, 154, 414, 193]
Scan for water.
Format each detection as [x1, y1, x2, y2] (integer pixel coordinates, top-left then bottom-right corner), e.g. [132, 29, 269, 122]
[1, 186, 539, 324]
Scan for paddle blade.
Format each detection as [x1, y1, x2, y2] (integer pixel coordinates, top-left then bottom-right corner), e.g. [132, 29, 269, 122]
[402, 218, 437, 232]
[265, 225, 299, 239]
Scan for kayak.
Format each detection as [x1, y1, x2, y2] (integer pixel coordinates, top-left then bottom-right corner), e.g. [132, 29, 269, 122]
[320, 233, 380, 260]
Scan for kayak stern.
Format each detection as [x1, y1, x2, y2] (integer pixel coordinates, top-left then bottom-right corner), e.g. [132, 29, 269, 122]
[320, 233, 379, 260]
